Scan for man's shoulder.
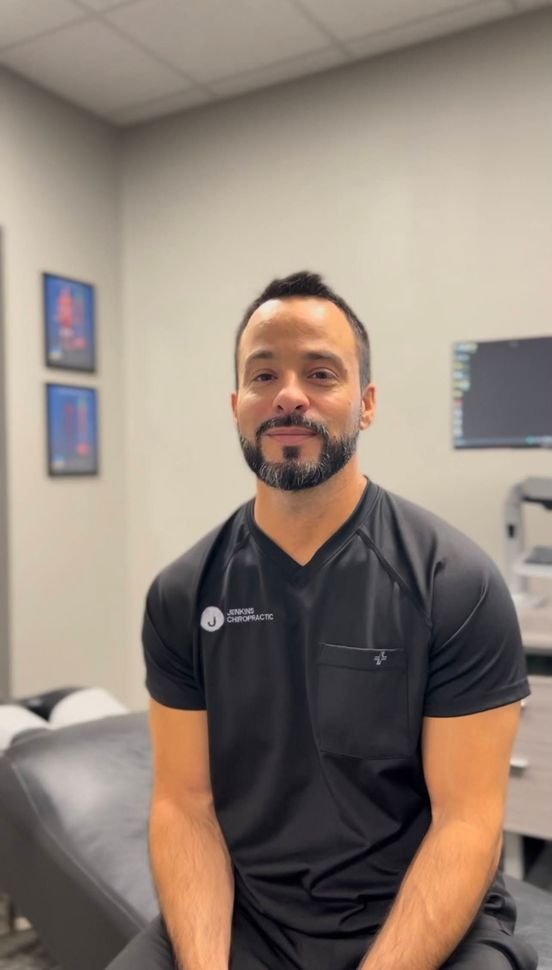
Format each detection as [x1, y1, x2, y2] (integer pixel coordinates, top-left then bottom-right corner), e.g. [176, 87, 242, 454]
[375, 485, 493, 566]
[366, 485, 504, 620]
[150, 500, 250, 603]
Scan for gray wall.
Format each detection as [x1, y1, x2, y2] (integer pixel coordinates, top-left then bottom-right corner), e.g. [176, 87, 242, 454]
[0, 70, 129, 700]
[0, 228, 9, 697]
[121, 10, 552, 705]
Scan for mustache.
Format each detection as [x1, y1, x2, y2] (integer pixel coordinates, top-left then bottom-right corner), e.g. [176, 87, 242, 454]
[257, 415, 328, 439]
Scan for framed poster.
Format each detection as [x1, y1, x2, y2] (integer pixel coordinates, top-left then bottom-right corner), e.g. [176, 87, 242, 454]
[43, 273, 96, 372]
[46, 384, 99, 476]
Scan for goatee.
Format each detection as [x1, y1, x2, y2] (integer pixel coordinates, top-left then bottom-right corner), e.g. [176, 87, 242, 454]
[238, 413, 361, 492]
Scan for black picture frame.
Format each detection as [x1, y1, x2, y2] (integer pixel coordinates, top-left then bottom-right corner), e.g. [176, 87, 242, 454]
[46, 383, 99, 477]
[43, 272, 96, 372]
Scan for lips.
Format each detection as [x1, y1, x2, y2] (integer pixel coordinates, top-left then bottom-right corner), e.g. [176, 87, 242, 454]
[266, 429, 316, 438]
[265, 429, 317, 445]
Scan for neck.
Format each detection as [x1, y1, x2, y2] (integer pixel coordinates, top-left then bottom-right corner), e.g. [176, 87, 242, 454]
[252, 460, 369, 559]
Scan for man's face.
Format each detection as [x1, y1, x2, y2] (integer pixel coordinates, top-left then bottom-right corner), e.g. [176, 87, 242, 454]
[231, 297, 375, 492]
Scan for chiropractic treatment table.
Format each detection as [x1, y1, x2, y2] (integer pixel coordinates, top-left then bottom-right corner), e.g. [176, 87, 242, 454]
[0, 702, 550, 970]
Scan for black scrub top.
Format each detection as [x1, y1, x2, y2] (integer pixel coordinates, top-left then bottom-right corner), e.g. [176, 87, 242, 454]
[143, 479, 530, 938]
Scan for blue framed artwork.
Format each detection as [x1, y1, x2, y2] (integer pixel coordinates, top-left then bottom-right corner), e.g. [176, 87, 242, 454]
[43, 273, 96, 372]
[46, 384, 99, 476]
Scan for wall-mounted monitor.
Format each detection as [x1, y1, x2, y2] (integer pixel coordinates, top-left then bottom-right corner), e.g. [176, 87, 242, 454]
[452, 336, 552, 449]
[46, 384, 99, 476]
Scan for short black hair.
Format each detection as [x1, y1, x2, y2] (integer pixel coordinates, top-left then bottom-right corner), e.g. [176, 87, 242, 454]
[234, 270, 371, 391]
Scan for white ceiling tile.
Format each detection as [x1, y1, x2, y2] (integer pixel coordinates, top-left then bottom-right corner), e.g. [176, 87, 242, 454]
[76, 0, 138, 10]
[294, 0, 506, 41]
[106, 0, 332, 84]
[211, 46, 345, 98]
[0, 0, 84, 50]
[0, 19, 189, 114]
[511, 0, 552, 9]
[109, 85, 211, 124]
[344, 0, 512, 58]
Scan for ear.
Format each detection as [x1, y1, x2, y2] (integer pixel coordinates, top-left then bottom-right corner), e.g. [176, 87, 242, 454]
[359, 384, 376, 430]
[231, 391, 238, 424]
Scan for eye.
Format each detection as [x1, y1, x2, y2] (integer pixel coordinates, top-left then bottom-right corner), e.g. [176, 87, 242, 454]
[250, 370, 336, 384]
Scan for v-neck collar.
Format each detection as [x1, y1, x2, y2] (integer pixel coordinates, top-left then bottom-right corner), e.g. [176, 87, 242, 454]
[245, 478, 379, 582]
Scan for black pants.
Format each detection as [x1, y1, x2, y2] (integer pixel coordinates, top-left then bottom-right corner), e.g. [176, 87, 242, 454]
[105, 904, 538, 970]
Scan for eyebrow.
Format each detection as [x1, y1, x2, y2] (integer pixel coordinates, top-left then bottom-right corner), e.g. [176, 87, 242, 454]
[243, 349, 346, 372]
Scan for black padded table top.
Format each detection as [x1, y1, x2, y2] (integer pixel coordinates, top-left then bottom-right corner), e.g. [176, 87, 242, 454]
[0, 712, 550, 970]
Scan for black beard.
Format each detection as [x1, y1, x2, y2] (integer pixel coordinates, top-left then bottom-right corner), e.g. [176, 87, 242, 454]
[238, 413, 361, 492]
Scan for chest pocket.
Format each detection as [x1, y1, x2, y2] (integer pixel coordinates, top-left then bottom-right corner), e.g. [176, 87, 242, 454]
[315, 643, 410, 760]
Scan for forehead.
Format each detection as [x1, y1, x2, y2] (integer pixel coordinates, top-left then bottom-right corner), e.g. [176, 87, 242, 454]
[240, 297, 356, 359]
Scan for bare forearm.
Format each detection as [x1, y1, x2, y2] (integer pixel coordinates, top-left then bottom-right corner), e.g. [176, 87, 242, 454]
[150, 797, 235, 970]
[359, 820, 502, 970]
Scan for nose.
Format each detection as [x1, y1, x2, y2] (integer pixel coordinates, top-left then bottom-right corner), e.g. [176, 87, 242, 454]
[272, 375, 310, 415]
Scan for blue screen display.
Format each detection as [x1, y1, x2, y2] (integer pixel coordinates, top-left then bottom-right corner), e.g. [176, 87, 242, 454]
[453, 336, 552, 449]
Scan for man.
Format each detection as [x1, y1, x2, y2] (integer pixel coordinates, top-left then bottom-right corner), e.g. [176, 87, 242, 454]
[107, 271, 537, 970]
